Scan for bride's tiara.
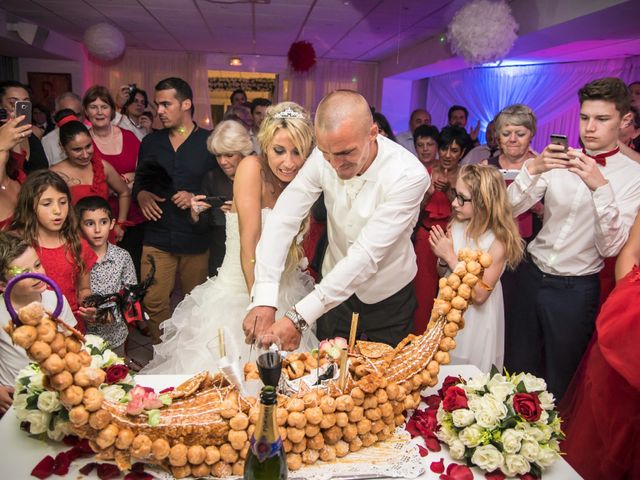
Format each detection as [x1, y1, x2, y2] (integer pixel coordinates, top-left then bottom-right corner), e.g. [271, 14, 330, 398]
[274, 107, 305, 119]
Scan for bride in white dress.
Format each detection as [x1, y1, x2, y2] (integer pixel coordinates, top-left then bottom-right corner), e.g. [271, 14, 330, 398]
[143, 103, 316, 374]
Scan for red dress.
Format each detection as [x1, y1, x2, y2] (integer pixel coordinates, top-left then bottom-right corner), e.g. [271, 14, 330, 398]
[68, 155, 109, 205]
[36, 239, 97, 333]
[561, 265, 640, 479]
[413, 184, 451, 334]
[93, 129, 144, 225]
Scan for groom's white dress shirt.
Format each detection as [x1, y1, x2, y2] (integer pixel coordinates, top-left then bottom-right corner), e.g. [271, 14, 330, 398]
[251, 135, 430, 325]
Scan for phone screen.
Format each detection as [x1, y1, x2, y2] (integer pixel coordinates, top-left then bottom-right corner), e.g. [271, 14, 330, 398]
[204, 196, 230, 208]
[550, 134, 568, 152]
[15, 101, 32, 128]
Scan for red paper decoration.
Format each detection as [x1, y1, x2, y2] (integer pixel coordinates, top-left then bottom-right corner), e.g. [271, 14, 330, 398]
[287, 40, 316, 73]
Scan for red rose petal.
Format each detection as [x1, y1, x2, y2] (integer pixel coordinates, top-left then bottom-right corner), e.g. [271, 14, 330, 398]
[79, 462, 97, 475]
[159, 386, 174, 393]
[125, 473, 153, 480]
[519, 474, 540, 480]
[131, 462, 146, 473]
[97, 463, 121, 480]
[446, 464, 474, 480]
[52, 451, 71, 475]
[486, 471, 506, 479]
[423, 394, 442, 409]
[417, 445, 429, 457]
[405, 418, 421, 438]
[430, 458, 445, 473]
[31, 455, 55, 479]
[76, 439, 94, 454]
[424, 436, 442, 452]
[62, 435, 79, 446]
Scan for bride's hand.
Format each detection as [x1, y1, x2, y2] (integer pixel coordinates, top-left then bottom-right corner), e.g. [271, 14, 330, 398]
[243, 306, 276, 344]
[266, 317, 301, 352]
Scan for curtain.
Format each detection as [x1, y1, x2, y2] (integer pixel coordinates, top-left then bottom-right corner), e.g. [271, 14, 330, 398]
[283, 59, 378, 114]
[0, 56, 19, 81]
[426, 56, 640, 151]
[82, 49, 211, 127]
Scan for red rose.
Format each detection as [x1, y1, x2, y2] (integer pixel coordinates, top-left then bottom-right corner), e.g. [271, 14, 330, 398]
[105, 364, 129, 384]
[438, 375, 462, 399]
[512, 393, 542, 422]
[442, 386, 468, 412]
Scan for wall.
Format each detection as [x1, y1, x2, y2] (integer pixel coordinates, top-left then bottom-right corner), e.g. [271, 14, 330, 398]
[18, 58, 83, 95]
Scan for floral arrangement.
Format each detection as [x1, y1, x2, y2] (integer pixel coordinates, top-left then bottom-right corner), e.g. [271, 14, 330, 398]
[13, 334, 135, 441]
[319, 336, 348, 360]
[446, 0, 518, 64]
[433, 368, 563, 478]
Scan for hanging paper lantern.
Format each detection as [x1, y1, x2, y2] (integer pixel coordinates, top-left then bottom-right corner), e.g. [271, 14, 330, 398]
[287, 41, 317, 73]
[84, 23, 126, 61]
[446, 0, 518, 65]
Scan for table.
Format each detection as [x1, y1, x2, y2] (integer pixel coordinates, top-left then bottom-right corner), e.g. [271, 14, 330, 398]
[0, 366, 582, 479]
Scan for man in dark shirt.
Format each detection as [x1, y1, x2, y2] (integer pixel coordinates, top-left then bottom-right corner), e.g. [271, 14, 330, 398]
[132, 77, 213, 344]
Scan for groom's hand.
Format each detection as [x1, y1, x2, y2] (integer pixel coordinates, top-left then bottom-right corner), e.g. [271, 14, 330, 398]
[267, 317, 301, 351]
[243, 306, 276, 344]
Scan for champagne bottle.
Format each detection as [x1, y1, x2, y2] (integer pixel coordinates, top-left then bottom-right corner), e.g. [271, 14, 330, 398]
[244, 385, 288, 479]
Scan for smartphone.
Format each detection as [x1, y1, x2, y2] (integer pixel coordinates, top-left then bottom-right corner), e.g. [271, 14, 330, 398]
[15, 100, 32, 127]
[204, 196, 230, 208]
[0, 108, 7, 123]
[550, 134, 568, 152]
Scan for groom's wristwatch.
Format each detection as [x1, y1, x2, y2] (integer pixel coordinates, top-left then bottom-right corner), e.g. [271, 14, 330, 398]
[285, 308, 309, 333]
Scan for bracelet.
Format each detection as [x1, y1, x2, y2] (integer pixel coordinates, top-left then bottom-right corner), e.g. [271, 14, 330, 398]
[437, 259, 448, 268]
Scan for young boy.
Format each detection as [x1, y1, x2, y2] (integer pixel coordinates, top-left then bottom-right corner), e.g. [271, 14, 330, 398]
[507, 77, 640, 399]
[76, 196, 136, 358]
[0, 231, 76, 413]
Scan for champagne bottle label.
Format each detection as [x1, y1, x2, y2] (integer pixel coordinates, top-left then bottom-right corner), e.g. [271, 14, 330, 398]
[250, 435, 283, 463]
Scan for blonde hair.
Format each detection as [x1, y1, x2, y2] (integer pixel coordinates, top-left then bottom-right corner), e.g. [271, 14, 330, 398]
[258, 101, 315, 273]
[457, 165, 524, 270]
[207, 120, 253, 157]
[494, 104, 537, 136]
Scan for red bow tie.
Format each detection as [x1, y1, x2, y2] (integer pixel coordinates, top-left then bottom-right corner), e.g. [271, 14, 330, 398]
[582, 147, 619, 167]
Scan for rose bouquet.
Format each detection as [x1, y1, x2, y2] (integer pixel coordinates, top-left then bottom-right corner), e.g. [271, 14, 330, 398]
[435, 368, 564, 478]
[13, 334, 135, 440]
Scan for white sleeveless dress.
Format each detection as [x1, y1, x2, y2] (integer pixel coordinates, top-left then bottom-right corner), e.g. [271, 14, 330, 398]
[142, 209, 315, 374]
[447, 221, 504, 373]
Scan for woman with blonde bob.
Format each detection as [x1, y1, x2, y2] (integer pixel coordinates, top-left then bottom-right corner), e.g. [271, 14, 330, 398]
[430, 164, 524, 371]
[144, 102, 317, 374]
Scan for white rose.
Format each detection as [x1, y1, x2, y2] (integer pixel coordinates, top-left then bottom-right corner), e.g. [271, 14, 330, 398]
[436, 406, 448, 424]
[28, 372, 45, 393]
[516, 423, 545, 442]
[84, 334, 106, 352]
[474, 394, 508, 429]
[90, 355, 102, 369]
[502, 454, 531, 477]
[471, 444, 504, 472]
[520, 440, 541, 462]
[465, 373, 490, 392]
[12, 394, 29, 421]
[536, 423, 553, 442]
[466, 393, 482, 412]
[521, 373, 547, 392]
[449, 439, 466, 460]
[452, 408, 476, 428]
[101, 350, 120, 367]
[501, 428, 524, 454]
[536, 444, 561, 467]
[47, 417, 71, 441]
[537, 409, 549, 424]
[538, 390, 555, 410]
[487, 374, 516, 402]
[459, 423, 485, 448]
[36, 391, 61, 413]
[101, 384, 126, 403]
[25, 410, 51, 435]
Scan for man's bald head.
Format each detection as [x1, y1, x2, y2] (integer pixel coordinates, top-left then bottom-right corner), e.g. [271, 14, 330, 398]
[315, 90, 373, 136]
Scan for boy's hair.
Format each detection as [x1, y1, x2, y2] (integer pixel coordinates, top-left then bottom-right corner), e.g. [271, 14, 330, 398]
[457, 165, 525, 270]
[0, 231, 30, 283]
[76, 196, 113, 221]
[578, 77, 631, 116]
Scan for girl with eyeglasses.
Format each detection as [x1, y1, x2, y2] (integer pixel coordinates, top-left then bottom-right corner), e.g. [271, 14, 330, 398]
[429, 164, 524, 372]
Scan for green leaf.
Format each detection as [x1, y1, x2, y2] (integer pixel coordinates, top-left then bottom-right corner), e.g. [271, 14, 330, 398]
[516, 381, 527, 393]
[26, 395, 39, 410]
[548, 410, 557, 422]
[489, 364, 500, 377]
[500, 415, 518, 430]
[159, 394, 172, 406]
[119, 393, 131, 404]
[147, 409, 161, 427]
[19, 376, 30, 387]
[48, 414, 56, 431]
[120, 383, 134, 393]
[531, 463, 542, 478]
[58, 409, 69, 422]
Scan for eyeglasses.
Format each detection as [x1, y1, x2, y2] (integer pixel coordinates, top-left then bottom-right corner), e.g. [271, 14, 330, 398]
[451, 188, 472, 205]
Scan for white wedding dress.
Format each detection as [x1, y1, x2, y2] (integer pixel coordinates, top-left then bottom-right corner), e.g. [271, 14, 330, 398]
[142, 209, 315, 374]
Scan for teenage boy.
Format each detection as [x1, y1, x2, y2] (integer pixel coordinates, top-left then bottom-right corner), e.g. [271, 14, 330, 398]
[506, 77, 640, 399]
[77, 196, 136, 357]
[0, 231, 76, 412]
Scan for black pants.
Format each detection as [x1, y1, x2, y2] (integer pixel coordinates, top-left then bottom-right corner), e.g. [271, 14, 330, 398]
[119, 222, 145, 281]
[316, 282, 417, 347]
[504, 257, 599, 400]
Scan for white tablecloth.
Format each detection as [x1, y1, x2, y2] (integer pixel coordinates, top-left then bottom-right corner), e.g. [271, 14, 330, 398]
[0, 365, 581, 479]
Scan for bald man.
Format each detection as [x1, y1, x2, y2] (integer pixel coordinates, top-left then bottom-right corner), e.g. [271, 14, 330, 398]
[397, 108, 431, 155]
[243, 90, 430, 350]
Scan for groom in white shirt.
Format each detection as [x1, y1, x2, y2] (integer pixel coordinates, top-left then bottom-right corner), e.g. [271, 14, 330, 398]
[243, 90, 430, 350]
[506, 77, 640, 399]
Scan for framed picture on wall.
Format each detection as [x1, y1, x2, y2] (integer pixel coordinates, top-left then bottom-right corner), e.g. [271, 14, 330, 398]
[27, 72, 72, 115]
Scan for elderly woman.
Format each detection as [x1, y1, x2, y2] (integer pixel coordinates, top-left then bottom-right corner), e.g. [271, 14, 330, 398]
[190, 120, 253, 276]
[413, 125, 472, 334]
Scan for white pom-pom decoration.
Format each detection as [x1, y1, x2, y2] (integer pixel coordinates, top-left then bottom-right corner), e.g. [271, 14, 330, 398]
[84, 23, 125, 61]
[446, 0, 518, 65]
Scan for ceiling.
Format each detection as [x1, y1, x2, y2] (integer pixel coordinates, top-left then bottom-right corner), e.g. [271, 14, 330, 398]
[1, 0, 469, 62]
